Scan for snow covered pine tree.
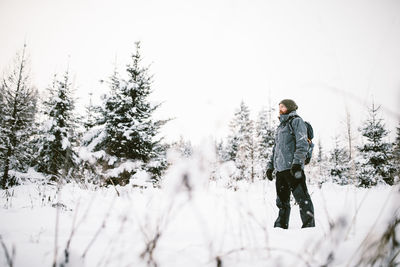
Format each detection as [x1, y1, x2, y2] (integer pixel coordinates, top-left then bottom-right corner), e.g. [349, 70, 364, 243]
[357, 103, 396, 187]
[83, 92, 102, 131]
[80, 42, 168, 185]
[393, 123, 400, 183]
[255, 107, 276, 180]
[226, 101, 256, 181]
[329, 135, 351, 185]
[33, 70, 77, 181]
[0, 44, 38, 188]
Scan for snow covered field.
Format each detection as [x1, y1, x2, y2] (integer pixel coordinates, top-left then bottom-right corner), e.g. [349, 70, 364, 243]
[1, 175, 399, 267]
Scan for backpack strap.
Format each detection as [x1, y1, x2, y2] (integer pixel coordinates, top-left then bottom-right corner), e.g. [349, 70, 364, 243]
[286, 115, 299, 137]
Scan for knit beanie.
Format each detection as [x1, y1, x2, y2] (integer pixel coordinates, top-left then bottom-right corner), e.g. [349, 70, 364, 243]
[279, 99, 298, 113]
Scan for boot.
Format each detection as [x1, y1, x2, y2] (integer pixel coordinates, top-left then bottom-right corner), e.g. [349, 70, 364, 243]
[274, 198, 290, 229]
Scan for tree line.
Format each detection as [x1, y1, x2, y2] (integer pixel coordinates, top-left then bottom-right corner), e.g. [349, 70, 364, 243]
[1, 43, 399, 189]
[206, 100, 399, 187]
[0, 42, 168, 188]
[174, 100, 400, 187]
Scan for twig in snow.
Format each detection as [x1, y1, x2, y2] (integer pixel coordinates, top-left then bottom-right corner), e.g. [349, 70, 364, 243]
[61, 199, 81, 265]
[96, 213, 128, 267]
[347, 187, 400, 267]
[136, 189, 185, 267]
[137, 205, 171, 267]
[0, 235, 15, 267]
[105, 177, 120, 197]
[344, 188, 370, 240]
[355, 217, 400, 266]
[212, 246, 312, 267]
[81, 195, 116, 259]
[140, 229, 162, 267]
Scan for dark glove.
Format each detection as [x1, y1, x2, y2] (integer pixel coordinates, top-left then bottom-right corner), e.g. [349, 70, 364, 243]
[290, 164, 302, 179]
[266, 169, 274, 181]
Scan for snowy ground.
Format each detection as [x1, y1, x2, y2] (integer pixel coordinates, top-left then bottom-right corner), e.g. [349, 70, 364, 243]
[1, 175, 399, 267]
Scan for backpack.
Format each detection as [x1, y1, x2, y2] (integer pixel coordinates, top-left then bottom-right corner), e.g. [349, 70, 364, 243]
[287, 115, 314, 165]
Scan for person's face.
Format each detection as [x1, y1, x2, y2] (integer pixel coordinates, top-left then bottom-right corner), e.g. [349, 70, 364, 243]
[279, 104, 288, 115]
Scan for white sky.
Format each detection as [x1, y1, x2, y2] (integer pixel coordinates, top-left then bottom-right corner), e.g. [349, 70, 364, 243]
[1, 0, 399, 149]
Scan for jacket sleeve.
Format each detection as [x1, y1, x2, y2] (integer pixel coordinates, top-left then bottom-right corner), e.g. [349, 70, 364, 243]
[267, 142, 275, 170]
[291, 117, 308, 166]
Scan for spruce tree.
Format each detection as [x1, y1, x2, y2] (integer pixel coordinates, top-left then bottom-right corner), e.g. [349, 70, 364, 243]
[329, 135, 350, 185]
[216, 140, 229, 163]
[82, 42, 168, 184]
[393, 123, 400, 182]
[357, 103, 395, 187]
[83, 92, 101, 131]
[34, 71, 77, 180]
[227, 101, 255, 181]
[255, 107, 275, 180]
[0, 44, 38, 188]
[317, 139, 323, 163]
[316, 139, 329, 185]
[171, 137, 193, 158]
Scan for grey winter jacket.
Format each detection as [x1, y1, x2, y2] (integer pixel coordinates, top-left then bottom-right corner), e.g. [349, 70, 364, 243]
[267, 111, 309, 172]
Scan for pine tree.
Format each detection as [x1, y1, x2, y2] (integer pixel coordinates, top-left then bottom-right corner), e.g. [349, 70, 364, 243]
[344, 107, 357, 184]
[316, 139, 329, 185]
[317, 139, 323, 163]
[83, 92, 101, 131]
[329, 135, 350, 185]
[226, 101, 255, 181]
[0, 81, 5, 158]
[171, 136, 193, 158]
[0, 44, 38, 188]
[34, 71, 77, 180]
[357, 103, 396, 187]
[226, 135, 239, 162]
[304, 138, 330, 186]
[82, 42, 168, 184]
[255, 107, 276, 180]
[393, 123, 400, 182]
[215, 140, 229, 163]
[344, 107, 355, 161]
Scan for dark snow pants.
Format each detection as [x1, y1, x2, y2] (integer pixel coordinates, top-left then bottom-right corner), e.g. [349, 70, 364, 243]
[274, 169, 315, 229]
